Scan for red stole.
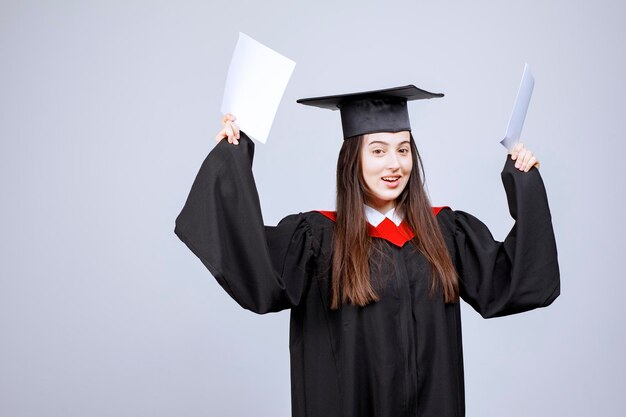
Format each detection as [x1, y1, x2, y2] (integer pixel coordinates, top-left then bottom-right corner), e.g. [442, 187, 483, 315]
[316, 207, 447, 248]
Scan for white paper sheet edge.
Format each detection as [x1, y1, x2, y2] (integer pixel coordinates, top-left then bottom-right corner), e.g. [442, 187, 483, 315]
[500, 63, 535, 151]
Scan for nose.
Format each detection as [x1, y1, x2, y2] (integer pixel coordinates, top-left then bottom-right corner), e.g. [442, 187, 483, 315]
[386, 151, 401, 171]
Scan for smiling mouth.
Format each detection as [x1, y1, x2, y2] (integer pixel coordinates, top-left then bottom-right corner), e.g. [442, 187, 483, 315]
[382, 176, 401, 182]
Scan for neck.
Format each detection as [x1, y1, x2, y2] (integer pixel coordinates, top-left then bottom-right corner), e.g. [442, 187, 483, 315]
[366, 198, 395, 214]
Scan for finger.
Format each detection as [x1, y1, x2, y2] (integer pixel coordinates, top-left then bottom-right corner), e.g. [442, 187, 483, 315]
[225, 125, 235, 143]
[521, 150, 534, 171]
[515, 148, 527, 169]
[225, 121, 240, 142]
[229, 122, 239, 139]
[516, 148, 528, 169]
[215, 125, 239, 145]
[222, 113, 237, 124]
[228, 128, 239, 145]
[525, 156, 538, 172]
[510, 142, 523, 160]
[520, 149, 534, 171]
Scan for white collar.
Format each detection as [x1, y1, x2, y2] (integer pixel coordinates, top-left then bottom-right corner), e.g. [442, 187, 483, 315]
[364, 205, 404, 227]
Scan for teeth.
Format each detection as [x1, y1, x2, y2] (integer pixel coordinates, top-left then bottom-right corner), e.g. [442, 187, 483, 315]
[382, 177, 400, 181]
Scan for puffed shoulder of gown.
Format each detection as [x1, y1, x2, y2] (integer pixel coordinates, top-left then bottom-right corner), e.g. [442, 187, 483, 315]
[174, 132, 560, 317]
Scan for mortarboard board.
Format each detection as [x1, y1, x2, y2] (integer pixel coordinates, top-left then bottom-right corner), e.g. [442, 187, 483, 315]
[297, 85, 444, 139]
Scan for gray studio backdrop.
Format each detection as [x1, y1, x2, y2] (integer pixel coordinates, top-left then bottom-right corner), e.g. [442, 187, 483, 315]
[1, 1, 624, 416]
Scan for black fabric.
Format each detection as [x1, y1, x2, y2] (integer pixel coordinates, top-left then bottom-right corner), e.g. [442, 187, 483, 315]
[175, 133, 560, 417]
[340, 98, 411, 139]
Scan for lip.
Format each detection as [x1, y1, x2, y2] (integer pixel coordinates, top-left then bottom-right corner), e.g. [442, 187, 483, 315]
[381, 176, 401, 188]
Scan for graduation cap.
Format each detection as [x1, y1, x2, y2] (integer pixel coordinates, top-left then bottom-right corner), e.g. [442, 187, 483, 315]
[297, 85, 444, 139]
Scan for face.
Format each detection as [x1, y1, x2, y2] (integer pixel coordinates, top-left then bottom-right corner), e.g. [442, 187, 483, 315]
[360, 131, 412, 213]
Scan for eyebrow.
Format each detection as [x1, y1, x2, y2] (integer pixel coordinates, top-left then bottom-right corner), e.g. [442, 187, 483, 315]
[367, 140, 411, 146]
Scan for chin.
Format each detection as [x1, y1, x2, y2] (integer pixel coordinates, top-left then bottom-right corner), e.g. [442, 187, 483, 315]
[377, 186, 406, 201]
[370, 191, 402, 207]
[377, 192, 401, 202]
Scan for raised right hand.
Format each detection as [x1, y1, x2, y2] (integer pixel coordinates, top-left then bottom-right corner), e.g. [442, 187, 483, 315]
[215, 113, 240, 145]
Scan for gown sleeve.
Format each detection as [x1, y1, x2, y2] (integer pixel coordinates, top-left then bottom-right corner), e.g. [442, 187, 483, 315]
[174, 132, 317, 314]
[438, 157, 560, 318]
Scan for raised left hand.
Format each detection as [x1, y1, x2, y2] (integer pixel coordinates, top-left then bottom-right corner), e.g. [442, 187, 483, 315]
[510, 143, 540, 172]
[215, 113, 241, 145]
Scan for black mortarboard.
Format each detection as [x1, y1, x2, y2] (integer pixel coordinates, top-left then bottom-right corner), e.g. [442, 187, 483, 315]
[297, 85, 444, 139]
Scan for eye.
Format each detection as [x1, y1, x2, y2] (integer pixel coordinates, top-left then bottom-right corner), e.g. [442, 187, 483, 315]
[398, 147, 410, 154]
[372, 148, 384, 155]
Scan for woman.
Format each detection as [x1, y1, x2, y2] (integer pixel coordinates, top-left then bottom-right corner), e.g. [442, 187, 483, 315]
[175, 85, 559, 417]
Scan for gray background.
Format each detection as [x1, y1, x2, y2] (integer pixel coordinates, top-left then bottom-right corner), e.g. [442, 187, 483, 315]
[1, 0, 624, 416]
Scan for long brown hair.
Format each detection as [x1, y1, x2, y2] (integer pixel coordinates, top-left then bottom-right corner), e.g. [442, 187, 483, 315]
[331, 134, 458, 309]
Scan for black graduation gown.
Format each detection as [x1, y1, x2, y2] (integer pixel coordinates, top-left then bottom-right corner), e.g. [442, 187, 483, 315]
[174, 133, 560, 417]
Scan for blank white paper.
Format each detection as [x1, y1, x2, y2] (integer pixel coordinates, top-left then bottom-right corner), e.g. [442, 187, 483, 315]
[221, 32, 296, 144]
